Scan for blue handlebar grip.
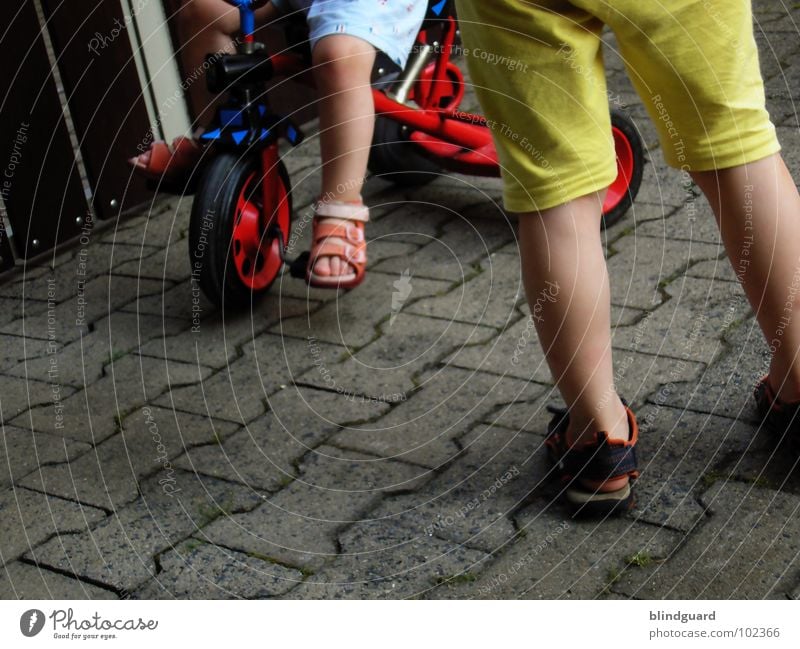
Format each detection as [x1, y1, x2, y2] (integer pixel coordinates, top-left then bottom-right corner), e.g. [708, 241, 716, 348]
[241, 7, 255, 38]
[233, 0, 255, 37]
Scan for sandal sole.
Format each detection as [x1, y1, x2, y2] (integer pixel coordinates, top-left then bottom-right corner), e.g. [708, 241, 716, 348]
[565, 482, 635, 518]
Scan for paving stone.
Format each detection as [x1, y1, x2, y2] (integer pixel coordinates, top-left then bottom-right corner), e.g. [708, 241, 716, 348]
[634, 199, 724, 249]
[0, 426, 90, 490]
[429, 505, 681, 599]
[754, 29, 800, 82]
[776, 125, 800, 182]
[612, 275, 751, 364]
[111, 236, 194, 283]
[25, 471, 263, 593]
[606, 237, 721, 310]
[365, 202, 452, 246]
[765, 62, 800, 101]
[660, 316, 767, 422]
[0, 334, 37, 372]
[0, 299, 91, 345]
[633, 156, 697, 208]
[0, 297, 48, 327]
[685, 256, 738, 283]
[5, 311, 187, 387]
[361, 423, 546, 555]
[107, 197, 189, 247]
[0, 487, 106, 566]
[2, 275, 166, 350]
[632, 405, 757, 531]
[0, 561, 117, 599]
[373, 215, 515, 282]
[288, 518, 490, 599]
[155, 338, 323, 423]
[297, 313, 497, 400]
[406, 253, 524, 329]
[332, 367, 546, 468]
[0, 377, 77, 427]
[707, 424, 800, 496]
[269, 269, 347, 303]
[13, 354, 213, 443]
[199, 446, 427, 570]
[72, 243, 164, 282]
[132, 541, 302, 599]
[444, 315, 552, 383]
[0, 244, 151, 301]
[19, 406, 240, 510]
[175, 385, 389, 490]
[121, 278, 213, 322]
[771, 99, 800, 128]
[139, 294, 311, 368]
[273, 271, 451, 348]
[616, 480, 800, 599]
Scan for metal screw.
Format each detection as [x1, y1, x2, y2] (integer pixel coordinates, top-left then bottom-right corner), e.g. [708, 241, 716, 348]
[377, 67, 385, 76]
[110, 199, 119, 209]
[32, 239, 40, 248]
[75, 215, 83, 226]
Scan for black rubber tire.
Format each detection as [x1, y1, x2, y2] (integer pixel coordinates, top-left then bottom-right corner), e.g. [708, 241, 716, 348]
[368, 116, 443, 187]
[602, 109, 645, 230]
[188, 152, 291, 310]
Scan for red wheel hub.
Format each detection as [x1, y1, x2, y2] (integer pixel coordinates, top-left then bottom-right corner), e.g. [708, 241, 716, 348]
[603, 126, 635, 215]
[410, 62, 465, 111]
[231, 171, 289, 290]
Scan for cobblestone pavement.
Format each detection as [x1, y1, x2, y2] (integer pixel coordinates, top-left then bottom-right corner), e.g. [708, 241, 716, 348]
[2, 1, 800, 599]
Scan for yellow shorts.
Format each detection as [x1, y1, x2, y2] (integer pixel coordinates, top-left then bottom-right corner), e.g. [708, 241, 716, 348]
[455, 0, 781, 213]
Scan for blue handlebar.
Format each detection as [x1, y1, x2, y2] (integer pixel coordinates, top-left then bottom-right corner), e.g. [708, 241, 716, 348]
[231, 0, 256, 38]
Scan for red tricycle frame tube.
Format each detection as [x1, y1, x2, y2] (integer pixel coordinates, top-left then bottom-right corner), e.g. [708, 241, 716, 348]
[261, 144, 280, 230]
[372, 90, 493, 151]
[268, 49, 492, 153]
[425, 16, 459, 109]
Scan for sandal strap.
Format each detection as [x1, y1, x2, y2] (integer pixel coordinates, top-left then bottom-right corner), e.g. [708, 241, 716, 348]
[546, 405, 640, 482]
[311, 241, 366, 264]
[312, 220, 366, 245]
[314, 199, 369, 222]
[559, 441, 639, 482]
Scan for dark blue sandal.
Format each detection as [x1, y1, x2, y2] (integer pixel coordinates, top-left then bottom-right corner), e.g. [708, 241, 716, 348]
[545, 403, 640, 517]
[754, 375, 800, 452]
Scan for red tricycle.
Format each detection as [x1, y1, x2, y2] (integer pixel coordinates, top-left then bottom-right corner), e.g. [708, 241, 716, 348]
[188, 0, 644, 308]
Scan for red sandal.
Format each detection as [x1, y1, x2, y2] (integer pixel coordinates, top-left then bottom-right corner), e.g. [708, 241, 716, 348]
[128, 136, 204, 184]
[306, 198, 369, 289]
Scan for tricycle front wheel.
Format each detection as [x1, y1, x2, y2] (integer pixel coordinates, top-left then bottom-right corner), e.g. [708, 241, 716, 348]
[188, 152, 292, 310]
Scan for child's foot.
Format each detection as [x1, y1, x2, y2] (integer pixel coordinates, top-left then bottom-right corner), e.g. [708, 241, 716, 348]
[306, 199, 369, 289]
[128, 136, 203, 183]
[545, 401, 640, 517]
[753, 375, 800, 451]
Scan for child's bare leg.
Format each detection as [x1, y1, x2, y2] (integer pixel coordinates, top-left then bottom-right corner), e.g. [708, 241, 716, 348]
[518, 191, 629, 492]
[310, 35, 376, 278]
[691, 154, 800, 402]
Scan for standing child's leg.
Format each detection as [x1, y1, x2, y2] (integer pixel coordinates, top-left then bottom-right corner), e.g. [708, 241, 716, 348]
[456, 0, 640, 514]
[309, 35, 376, 281]
[518, 192, 630, 494]
[691, 155, 800, 402]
